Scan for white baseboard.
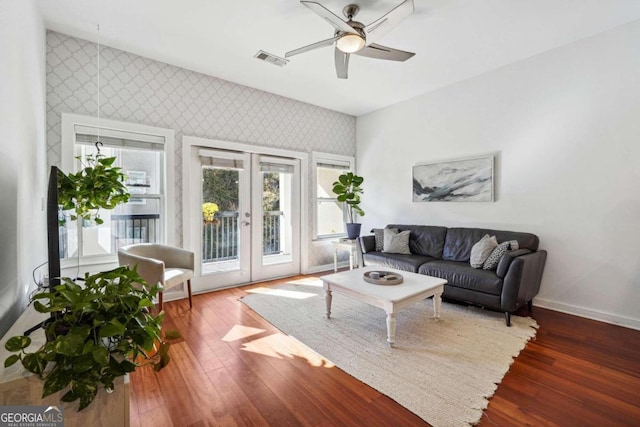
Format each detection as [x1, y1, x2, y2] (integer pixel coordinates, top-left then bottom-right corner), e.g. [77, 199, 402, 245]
[534, 298, 640, 331]
[303, 262, 347, 275]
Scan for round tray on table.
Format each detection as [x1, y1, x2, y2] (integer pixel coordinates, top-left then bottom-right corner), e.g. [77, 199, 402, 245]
[363, 271, 404, 285]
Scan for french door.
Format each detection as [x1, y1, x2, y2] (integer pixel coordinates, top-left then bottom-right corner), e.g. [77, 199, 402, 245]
[187, 147, 301, 291]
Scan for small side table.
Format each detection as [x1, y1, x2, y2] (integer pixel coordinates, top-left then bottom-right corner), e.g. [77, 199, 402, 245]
[332, 239, 360, 273]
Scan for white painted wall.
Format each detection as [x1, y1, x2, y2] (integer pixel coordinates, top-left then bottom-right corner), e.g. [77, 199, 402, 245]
[0, 0, 47, 337]
[357, 20, 640, 330]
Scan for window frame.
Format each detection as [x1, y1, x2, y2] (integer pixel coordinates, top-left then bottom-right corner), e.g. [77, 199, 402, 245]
[61, 113, 175, 268]
[311, 152, 355, 241]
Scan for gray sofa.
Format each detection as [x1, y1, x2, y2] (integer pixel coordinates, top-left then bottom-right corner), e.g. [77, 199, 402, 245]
[359, 225, 547, 326]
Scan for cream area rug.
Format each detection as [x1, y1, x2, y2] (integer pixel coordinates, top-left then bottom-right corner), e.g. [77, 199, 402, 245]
[241, 277, 537, 427]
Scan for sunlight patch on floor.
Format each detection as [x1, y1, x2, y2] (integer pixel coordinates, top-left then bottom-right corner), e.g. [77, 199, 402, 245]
[222, 324, 266, 342]
[241, 332, 335, 368]
[245, 287, 317, 299]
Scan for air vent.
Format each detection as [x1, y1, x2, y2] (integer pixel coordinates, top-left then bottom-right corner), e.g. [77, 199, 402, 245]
[254, 50, 288, 67]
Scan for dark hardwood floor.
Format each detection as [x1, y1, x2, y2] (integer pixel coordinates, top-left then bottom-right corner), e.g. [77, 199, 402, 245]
[130, 273, 640, 427]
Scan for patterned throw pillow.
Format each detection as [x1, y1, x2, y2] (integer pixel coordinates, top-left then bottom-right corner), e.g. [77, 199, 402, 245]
[483, 240, 519, 270]
[372, 228, 397, 252]
[470, 234, 498, 268]
[372, 228, 384, 251]
[382, 229, 411, 254]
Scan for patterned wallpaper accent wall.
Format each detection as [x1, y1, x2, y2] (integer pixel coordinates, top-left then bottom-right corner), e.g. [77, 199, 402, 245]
[46, 31, 356, 269]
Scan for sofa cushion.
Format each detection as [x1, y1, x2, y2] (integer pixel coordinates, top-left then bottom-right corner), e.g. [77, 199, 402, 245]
[363, 251, 435, 273]
[470, 234, 498, 268]
[419, 260, 504, 296]
[383, 229, 411, 254]
[387, 224, 447, 258]
[496, 248, 531, 278]
[443, 227, 540, 261]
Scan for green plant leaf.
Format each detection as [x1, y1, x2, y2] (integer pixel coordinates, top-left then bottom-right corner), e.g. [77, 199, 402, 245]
[99, 319, 126, 338]
[5, 335, 31, 352]
[42, 367, 72, 397]
[78, 385, 98, 411]
[138, 298, 155, 309]
[21, 353, 45, 375]
[61, 390, 78, 403]
[54, 333, 86, 356]
[33, 300, 50, 313]
[4, 354, 21, 368]
[92, 347, 109, 365]
[164, 329, 182, 340]
[72, 355, 96, 373]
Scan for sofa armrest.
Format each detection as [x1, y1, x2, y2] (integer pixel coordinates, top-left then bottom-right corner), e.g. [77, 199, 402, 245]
[501, 250, 547, 312]
[359, 235, 376, 254]
[496, 249, 531, 278]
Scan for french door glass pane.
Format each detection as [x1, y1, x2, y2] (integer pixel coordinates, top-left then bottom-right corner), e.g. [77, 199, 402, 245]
[201, 167, 240, 274]
[262, 169, 292, 265]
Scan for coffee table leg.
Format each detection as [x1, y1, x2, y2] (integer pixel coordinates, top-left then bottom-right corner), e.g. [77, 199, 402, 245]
[386, 311, 396, 347]
[433, 291, 442, 320]
[325, 288, 332, 319]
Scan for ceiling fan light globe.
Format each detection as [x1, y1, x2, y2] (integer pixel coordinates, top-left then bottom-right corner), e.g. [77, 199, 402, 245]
[336, 33, 365, 53]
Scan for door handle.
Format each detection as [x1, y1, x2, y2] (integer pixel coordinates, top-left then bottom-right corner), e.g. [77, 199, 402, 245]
[242, 221, 250, 226]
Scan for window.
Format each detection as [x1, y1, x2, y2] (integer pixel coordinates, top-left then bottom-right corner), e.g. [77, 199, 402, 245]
[312, 152, 354, 239]
[61, 114, 174, 265]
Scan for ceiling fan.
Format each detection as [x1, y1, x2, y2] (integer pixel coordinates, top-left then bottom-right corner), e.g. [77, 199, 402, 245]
[285, 0, 415, 79]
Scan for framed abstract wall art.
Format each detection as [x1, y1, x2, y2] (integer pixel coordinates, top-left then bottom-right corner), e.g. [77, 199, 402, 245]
[412, 156, 494, 202]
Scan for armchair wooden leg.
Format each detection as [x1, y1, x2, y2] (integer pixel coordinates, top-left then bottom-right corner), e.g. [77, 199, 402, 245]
[505, 312, 511, 327]
[187, 279, 193, 309]
[158, 292, 163, 312]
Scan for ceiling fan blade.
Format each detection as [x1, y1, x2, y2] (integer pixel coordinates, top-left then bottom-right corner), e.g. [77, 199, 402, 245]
[334, 48, 350, 79]
[301, 1, 356, 34]
[285, 36, 339, 58]
[363, 0, 414, 46]
[352, 43, 415, 62]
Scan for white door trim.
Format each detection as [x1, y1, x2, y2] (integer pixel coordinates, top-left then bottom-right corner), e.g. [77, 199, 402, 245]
[182, 136, 309, 284]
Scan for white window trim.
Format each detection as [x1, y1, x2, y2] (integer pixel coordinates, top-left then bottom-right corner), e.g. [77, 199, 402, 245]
[311, 151, 355, 241]
[61, 113, 175, 267]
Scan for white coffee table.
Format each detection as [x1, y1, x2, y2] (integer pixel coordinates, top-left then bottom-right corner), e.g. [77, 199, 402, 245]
[321, 267, 447, 347]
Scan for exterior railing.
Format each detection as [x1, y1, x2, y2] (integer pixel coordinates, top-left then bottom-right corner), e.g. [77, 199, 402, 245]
[202, 210, 283, 263]
[111, 214, 160, 252]
[58, 211, 284, 262]
[202, 211, 239, 261]
[262, 210, 282, 256]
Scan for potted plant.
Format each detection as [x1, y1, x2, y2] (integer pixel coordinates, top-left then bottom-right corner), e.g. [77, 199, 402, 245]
[3, 266, 180, 410]
[202, 202, 220, 225]
[332, 171, 365, 239]
[58, 151, 130, 226]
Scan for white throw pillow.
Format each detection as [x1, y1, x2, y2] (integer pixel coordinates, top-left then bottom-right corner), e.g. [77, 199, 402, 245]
[470, 234, 498, 268]
[383, 229, 411, 254]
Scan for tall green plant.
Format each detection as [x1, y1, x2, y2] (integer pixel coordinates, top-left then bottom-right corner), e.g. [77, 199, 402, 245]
[4, 266, 180, 410]
[332, 172, 365, 223]
[58, 153, 130, 225]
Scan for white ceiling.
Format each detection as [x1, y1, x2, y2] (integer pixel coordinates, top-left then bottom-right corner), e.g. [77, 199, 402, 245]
[37, 0, 640, 116]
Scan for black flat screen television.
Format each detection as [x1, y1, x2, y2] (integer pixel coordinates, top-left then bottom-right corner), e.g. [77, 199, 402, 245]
[24, 166, 63, 336]
[47, 165, 62, 289]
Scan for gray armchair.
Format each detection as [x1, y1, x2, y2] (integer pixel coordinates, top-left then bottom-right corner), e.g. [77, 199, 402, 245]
[118, 243, 194, 311]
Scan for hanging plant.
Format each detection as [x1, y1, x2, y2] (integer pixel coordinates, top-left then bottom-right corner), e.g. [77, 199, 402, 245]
[58, 150, 130, 225]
